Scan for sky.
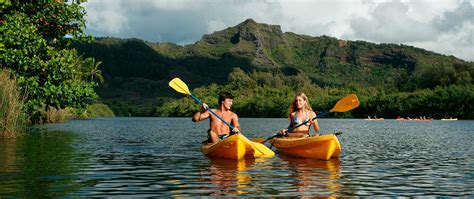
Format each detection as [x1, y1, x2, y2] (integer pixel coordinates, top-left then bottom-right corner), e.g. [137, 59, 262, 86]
[83, 0, 474, 61]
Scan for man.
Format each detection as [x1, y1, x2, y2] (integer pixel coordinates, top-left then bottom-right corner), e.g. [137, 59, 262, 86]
[192, 92, 241, 143]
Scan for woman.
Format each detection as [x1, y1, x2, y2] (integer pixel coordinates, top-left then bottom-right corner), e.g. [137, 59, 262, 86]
[280, 92, 320, 137]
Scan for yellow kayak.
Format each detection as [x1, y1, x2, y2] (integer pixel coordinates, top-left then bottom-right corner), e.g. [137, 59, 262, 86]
[270, 134, 341, 160]
[201, 133, 275, 160]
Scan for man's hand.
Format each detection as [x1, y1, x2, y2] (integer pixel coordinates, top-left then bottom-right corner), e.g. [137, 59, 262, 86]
[232, 128, 240, 134]
[200, 103, 209, 112]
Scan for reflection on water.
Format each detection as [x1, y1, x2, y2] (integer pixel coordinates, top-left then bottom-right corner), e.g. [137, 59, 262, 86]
[0, 138, 19, 195]
[0, 131, 85, 197]
[0, 118, 473, 197]
[205, 157, 342, 197]
[207, 158, 255, 196]
[0, 138, 18, 173]
[281, 155, 341, 195]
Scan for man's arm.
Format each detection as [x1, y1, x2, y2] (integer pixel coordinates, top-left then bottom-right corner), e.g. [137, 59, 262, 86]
[192, 104, 210, 122]
[231, 113, 241, 133]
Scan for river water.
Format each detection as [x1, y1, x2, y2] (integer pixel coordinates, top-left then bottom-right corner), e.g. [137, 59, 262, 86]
[0, 117, 473, 197]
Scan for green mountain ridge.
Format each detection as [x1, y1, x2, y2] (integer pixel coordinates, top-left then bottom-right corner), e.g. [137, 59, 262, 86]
[76, 18, 473, 117]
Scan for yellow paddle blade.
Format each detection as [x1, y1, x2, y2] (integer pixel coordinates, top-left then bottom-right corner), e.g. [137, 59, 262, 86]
[330, 94, 360, 112]
[169, 77, 191, 95]
[252, 141, 275, 157]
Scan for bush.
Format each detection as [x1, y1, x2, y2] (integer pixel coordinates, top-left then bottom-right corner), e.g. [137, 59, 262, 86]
[83, 103, 115, 118]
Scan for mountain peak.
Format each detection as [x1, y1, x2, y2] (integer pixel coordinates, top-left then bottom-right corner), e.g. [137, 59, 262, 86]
[236, 18, 283, 36]
[242, 18, 257, 24]
[200, 19, 284, 43]
[198, 19, 287, 67]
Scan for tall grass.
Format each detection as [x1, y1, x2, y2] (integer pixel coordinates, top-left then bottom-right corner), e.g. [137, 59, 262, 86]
[0, 69, 26, 138]
[45, 106, 72, 123]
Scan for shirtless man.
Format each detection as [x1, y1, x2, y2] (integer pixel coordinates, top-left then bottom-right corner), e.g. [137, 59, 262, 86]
[192, 92, 241, 143]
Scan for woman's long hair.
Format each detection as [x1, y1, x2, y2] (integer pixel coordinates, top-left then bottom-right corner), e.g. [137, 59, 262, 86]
[288, 92, 313, 118]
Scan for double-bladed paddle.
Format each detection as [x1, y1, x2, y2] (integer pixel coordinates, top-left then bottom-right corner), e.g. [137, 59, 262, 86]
[252, 94, 360, 143]
[168, 77, 274, 157]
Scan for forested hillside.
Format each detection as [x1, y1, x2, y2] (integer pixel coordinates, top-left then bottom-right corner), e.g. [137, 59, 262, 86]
[76, 19, 473, 118]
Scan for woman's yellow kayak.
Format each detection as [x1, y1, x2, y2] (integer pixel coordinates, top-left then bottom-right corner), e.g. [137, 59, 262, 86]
[269, 134, 341, 160]
[201, 133, 275, 160]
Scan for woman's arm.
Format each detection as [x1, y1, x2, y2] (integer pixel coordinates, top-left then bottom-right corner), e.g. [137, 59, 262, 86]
[279, 113, 295, 135]
[311, 111, 320, 135]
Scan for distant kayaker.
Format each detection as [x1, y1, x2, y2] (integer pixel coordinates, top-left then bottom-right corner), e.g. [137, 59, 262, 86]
[279, 92, 320, 137]
[192, 92, 241, 143]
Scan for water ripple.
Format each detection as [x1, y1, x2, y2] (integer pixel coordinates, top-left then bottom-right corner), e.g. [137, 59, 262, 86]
[1, 118, 473, 197]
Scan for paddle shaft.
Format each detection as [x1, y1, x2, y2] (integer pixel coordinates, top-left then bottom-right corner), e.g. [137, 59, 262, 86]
[189, 94, 236, 129]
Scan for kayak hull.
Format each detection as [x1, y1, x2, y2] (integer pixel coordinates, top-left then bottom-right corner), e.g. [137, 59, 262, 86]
[201, 133, 274, 160]
[271, 134, 341, 160]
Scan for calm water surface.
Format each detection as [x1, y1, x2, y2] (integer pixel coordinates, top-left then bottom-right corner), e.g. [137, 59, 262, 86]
[0, 118, 473, 197]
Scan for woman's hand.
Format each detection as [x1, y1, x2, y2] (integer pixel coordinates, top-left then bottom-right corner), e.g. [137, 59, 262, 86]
[279, 128, 288, 136]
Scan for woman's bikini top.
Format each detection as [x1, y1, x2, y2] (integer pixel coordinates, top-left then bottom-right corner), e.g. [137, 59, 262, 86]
[291, 111, 310, 126]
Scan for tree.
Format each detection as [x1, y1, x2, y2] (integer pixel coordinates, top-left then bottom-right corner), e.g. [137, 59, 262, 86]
[0, 1, 99, 123]
[80, 57, 104, 84]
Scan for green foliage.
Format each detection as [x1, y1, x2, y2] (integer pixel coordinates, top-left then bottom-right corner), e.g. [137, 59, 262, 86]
[157, 70, 473, 119]
[0, 2, 99, 123]
[355, 84, 474, 119]
[82, 103, 115, 118]
[43, 105, 73, 123]
[157, 69, 354, 118]
[80, 57, 104, 83]
[74, 19, 473, 119]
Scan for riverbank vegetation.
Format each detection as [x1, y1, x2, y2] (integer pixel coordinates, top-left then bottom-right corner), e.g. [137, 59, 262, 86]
[0, 69, 26, 138]
[1, 1, 105, 127]
[156, 68, 473, 119]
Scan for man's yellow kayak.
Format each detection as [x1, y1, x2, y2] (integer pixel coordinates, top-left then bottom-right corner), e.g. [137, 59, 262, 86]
[270, 134, 341, 160]
[201, 133, 275, 160]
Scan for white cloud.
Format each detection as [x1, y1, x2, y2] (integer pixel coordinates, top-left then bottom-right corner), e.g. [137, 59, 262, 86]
[411, 21, 474, 60]
[83, 1, 129, 34]
[346, 0, 439, 43]
[433, 1, 474, 32]
[147, 0, 204, 10]
[207, 20, 228, 34]
[343, 0, 473, 60]
[82, 0, 474, 61]
[276, 1, 370, 38]
[404, 0, 459, 22]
